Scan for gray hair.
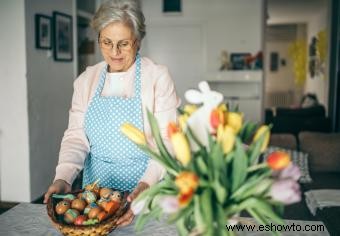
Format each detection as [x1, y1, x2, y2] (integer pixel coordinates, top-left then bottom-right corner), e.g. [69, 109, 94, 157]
[91, 0, 146, 42]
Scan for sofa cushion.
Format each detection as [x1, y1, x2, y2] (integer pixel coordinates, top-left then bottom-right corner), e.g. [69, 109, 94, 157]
[269, 133, 297, 150]
[299, 132, 340, 173]
[264, 146, 312, 183]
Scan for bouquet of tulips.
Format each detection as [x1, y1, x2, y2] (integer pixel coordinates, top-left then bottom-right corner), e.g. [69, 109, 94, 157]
[121, 82, 301, 236]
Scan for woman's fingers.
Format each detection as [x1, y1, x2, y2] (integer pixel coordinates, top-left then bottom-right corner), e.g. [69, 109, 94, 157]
[116, 209, 134, 226]
[127, 182, 149, 202]
[43, 180, 71, 204]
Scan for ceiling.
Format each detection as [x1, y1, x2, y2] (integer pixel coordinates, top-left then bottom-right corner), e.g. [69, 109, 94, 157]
[267, 0, 330, 25]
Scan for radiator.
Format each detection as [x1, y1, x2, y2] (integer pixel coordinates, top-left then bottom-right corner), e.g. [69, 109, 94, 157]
[266, 91, 294, 108]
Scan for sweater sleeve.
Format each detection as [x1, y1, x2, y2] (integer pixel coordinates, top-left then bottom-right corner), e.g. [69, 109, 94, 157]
[139, 66, 181, 186]
[54, 77, 90, 185]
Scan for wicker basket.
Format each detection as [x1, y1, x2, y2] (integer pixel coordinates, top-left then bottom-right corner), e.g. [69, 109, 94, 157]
[47, 190, 129, 236]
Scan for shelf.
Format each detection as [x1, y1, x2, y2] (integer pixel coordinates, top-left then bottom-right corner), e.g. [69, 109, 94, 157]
[77, 10, 93, 20]
[206, 70, 262, 83]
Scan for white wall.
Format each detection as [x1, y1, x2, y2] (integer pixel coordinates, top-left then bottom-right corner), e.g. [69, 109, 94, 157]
[0, 1, 31, 202]
[25, 0, 76, 201]
[141, 0, 264, 100]
[267, 0, 330, 108]
[304, 6, 330, 108]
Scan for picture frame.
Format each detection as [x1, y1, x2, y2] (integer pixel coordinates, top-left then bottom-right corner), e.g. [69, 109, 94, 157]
[35, 14, 52, 49]
[230, 53, 251, 70]
[53, 11, 73, 61]
[270, 52, 279, 72]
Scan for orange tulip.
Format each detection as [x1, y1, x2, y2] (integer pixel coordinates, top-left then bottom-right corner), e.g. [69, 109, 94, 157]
[167, 122, 180, 137]
[178, 190, 194, 207]
[175, 172, 199, 195]
[210, 108, 224, 130]
[267, 151, 291, 170]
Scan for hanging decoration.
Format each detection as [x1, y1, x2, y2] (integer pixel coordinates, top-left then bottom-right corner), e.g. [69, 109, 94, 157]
[288, 39, 307, 86]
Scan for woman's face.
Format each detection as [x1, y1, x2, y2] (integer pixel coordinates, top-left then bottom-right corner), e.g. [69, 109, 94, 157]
[99, 22, 138, 72]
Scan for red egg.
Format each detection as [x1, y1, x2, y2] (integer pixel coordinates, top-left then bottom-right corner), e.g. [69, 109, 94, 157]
[74, 215, 88, 226]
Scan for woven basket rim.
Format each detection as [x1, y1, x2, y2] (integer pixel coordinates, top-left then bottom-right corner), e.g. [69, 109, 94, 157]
[46, 190, 129, 231]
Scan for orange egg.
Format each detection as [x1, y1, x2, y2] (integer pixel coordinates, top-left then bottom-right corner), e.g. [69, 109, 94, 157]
[88, 207, 102, 219]
[71, 198, 86, 212]
[55, 200, 70, 215]
[104, 201, 120, 215]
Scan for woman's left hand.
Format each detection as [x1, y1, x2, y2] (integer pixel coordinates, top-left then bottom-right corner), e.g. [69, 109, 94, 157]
[116, 182, 149, 227]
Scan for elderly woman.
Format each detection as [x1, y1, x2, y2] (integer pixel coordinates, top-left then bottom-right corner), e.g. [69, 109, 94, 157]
[44, 0, 180, 226]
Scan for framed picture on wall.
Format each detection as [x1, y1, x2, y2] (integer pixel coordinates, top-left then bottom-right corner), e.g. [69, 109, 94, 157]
[35, 14, 52, 49]
[53, 11, 73, 62]
[230, 53, 251, 70]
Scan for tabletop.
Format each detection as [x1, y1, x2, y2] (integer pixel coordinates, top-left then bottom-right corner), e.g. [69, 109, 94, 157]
[0, 203, 329, 236]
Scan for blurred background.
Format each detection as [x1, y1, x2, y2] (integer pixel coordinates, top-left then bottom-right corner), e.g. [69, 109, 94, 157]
[0, 0, 338, 205]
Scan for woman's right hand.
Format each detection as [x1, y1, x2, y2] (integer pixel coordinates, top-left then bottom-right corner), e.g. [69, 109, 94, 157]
[43, 179, 71, 204]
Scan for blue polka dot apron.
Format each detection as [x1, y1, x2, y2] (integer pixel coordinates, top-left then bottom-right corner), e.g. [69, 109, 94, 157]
[83, 54, 149, 191]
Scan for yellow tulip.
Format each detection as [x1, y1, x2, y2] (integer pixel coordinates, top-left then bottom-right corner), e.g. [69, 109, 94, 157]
[170, 132, 191, 166]
[253, 125, 270, 152]
[227, 112, 243, 134]
[183, 104, 197, 115]
[178, 114, 189, 131]
[120, 123, 146, 145]
[175, 172, 199, 195]
[218, 103, 228, 112]
[221, 125, 236, 154]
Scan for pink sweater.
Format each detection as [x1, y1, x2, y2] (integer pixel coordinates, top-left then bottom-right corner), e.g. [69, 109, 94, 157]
[54, 57, 181, 187]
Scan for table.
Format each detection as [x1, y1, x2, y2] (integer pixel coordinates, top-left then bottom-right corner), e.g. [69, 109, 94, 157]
[0, 203, 329, 236]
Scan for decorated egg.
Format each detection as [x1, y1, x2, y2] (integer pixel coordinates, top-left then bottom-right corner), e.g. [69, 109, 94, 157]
[88, 207, 102, 219]
[83, 190, 97, 204]
[55, 200, 70, 215]
[97, 197, 110, 209]
[74, 215, 88, 226]
[85, 182, 100, 196]
[71, 198, 86, 212]
[84, 202, 99, 215]
[99, 188, 113, 199]
[64, 209, 80, 224]
[110, 191, 122, 203]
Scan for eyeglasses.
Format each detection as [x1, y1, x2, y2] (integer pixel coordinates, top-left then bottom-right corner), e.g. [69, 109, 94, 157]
[98, 37, 136, 52]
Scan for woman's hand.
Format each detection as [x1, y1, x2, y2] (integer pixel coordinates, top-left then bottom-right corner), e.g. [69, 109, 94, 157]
[116, 182, 149, 227]
[43, 179, 71, 204]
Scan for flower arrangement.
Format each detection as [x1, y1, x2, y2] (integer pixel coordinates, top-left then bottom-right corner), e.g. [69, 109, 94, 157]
[121, 82, 301, 236]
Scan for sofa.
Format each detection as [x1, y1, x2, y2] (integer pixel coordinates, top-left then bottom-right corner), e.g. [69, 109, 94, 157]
[265, 105, 332, 137]
[269, 132, 340, 235]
